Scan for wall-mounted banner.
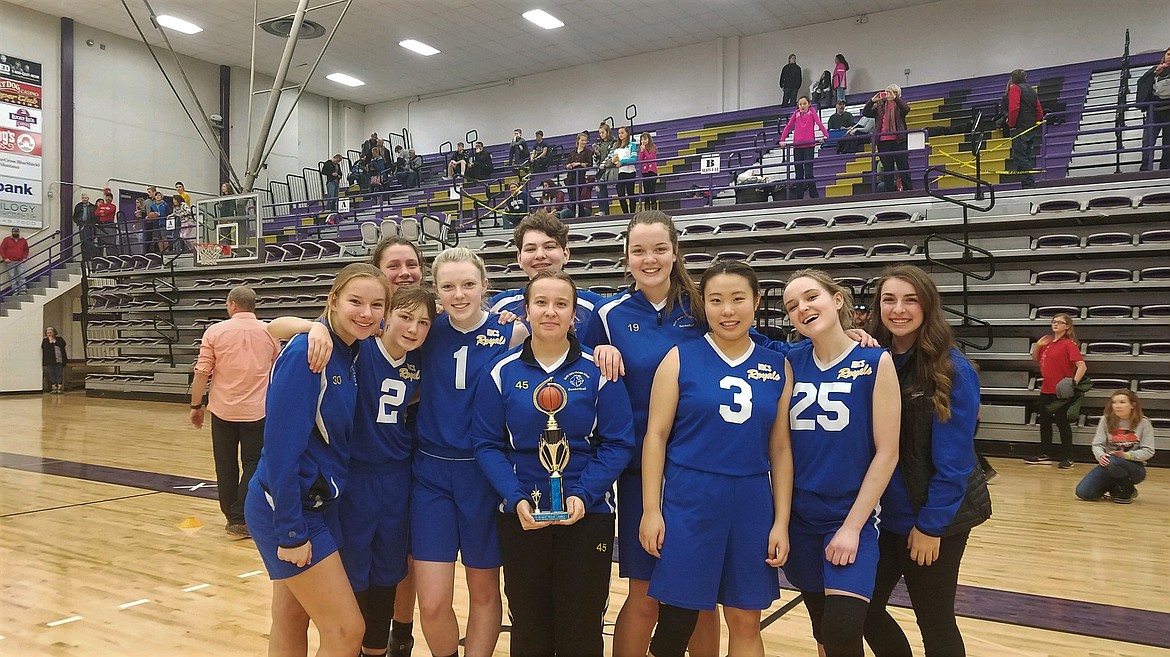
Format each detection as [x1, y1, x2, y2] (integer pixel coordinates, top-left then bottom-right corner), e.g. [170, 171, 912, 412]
[0, 106, 41, 133]
[0, 79, 42, 109]
[0, 54, 43, 86]
[0, 151, 41, 179]
[0, 173, 42, 204]
[0, 128, 42, 157]
[0, 199, 42, 227]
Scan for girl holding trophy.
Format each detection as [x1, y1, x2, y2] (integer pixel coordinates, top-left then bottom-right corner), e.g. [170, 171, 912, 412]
[473, 271, 636, 657]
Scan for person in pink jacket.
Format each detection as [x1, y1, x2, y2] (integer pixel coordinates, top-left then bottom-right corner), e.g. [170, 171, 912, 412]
[780, 96, 829, 199]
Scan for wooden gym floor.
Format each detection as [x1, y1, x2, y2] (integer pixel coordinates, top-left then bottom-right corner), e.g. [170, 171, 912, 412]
[1, 393, 1167, 656]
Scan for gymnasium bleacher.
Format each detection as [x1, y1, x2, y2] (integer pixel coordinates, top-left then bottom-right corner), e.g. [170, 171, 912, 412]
[67, 49, 1170, 460]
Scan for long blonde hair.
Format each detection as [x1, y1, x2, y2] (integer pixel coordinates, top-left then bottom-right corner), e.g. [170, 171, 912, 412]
[1104, 389, 1145, 434]
[1051, 312, 1080, 346]
[323, 263, 391, 329]
[786, 268, 854, 330]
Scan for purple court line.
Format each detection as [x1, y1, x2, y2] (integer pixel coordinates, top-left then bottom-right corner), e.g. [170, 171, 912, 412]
[0, 451, 219, 501]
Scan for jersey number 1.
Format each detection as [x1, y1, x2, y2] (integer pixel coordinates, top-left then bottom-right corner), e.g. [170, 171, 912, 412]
[453, 345, 468, 390]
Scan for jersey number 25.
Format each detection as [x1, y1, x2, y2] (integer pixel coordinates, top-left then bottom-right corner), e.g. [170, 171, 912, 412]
[789, 381, 851, 431]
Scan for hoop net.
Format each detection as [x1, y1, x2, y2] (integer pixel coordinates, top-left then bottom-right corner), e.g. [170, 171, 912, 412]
[194, 242, 230, 265]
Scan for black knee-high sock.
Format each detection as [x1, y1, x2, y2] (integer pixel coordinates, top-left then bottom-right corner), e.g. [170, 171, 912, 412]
[390, 618, 413, 643]
[362, 584, 396, 651]
[648, 603, 700, 657]
[820, 595, 869, 657]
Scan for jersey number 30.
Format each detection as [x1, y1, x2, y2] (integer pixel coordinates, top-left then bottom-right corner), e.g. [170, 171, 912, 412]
[377, 378, 408, 424]
[789, 381, 851, 431]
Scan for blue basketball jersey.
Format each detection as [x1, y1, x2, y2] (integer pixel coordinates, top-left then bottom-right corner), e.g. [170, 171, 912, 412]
[669, 335, 788, 476]
[417, 311, 516, 459]
[351, 337, 424, 464]
[589, 290, 701, 466]
[488, 287, 607, 348]
[786, 342, 885, 501]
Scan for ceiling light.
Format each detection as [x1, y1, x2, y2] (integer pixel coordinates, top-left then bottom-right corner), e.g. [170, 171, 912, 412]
[399, 39, 440, 56]
[326, 73, 365, 87]
[522, 9, 564, 30]
[155, 14, 203, 35]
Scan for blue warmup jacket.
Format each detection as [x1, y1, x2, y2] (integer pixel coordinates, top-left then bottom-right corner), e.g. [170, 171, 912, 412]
[488, 286, 607, 348]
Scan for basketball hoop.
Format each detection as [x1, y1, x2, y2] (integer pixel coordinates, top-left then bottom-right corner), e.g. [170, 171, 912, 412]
[194, 242, 230, 265]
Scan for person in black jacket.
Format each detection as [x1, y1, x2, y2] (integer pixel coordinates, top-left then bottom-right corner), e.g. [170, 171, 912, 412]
[1136, 47, 1170, 171]
[779, 54, 802, 107]
[1004, 69, 1044, 187]
[863, 265, 991, 657]
[468, 141, 493, 181]
[41, 326, 68, 394]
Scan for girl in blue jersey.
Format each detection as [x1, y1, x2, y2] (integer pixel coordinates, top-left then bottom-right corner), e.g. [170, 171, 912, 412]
[245, 263, 389, 657]
[781, 268, 900, 657]
[472, 271, 635, 656]
[639, 262, 794, 657]
[413, 247, 527, 657]
[862, 265, 990, 657]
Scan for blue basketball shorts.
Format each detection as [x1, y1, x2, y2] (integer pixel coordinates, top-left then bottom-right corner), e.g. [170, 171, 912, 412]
[410, 452, 501, 569]
[782, 490, 880, 600]
[338, 458, 412, 591]
[617, 471, 657, 580]
[246, 482, 341, 581]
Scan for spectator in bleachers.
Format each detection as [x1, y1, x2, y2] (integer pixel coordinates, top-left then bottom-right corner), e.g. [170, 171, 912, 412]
[563, 131, 593, 218]
[95, 189, 117, 256]
[539, 179, 565, 214]
[508, 128, 529, 169]
[218, 183, 238, 218]
[175, 181, 191, 205]
[362, 132, 379, 159]
[502, 181, 536, 228]
[447, 142, 469, 179]
[148, 190, 171, 254]
[827, 101, 856, 131]
[1004, 69, 1044, 188]
[1026, 313, 1087, 470]
[391, 144, 406, 175]
[593, 123, 616, 215]
[71, 192, 98, 259]
[370, 146, 388, 191]
[348, 156, 371, 190]
[811, 70, 833, 110]
[468, 141, 493, 181]
[321, 153, 343, 199]
[779, 53, 802, 108]
[530, 131, 551, 173]
[839, 114, 875, 154]
[40, 326, 67, 394]
[1074, 389, 1155, 503]
[638, 132, 658, 210]
[2, 226, 29, 294]
[612, 126, 639, 214]
[780, 96, 829, 199]
[1136, 47, 1170, 171]
[397, 148, 423, 188]
[864, 85, 913, 192]
[171, 194, 195, 253]
[832, 54, 850, 104]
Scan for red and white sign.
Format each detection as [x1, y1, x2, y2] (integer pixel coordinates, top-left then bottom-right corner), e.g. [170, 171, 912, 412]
[0, 128, 42, 157]
[0, 106, 41, 133]
[0, 79, 41, 109]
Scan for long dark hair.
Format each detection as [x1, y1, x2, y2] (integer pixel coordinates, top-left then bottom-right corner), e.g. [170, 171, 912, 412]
[868, 265, 961, 421]
[836, 54, 849, 70]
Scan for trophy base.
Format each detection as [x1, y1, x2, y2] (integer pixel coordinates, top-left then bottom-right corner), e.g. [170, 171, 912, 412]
[531, 511, 570, 522]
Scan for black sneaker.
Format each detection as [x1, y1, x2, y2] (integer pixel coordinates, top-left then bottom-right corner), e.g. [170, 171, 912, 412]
[1113, 489, 1138, 504]
[225, 523, 251, 538]
[1058, 459, 1073, 470]
[984, 468, 1000, 484]
[1024, 454, 1054, 465]
[388, 636, 414, 657]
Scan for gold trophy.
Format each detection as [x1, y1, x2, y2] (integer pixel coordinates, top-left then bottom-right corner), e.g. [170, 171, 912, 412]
[531, 378, 571, 521]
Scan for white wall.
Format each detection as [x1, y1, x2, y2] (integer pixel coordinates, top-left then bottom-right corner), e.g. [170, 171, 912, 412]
[365, 0, 1170, 152]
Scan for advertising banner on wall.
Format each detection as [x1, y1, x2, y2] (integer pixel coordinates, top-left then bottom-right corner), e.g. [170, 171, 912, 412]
[0, 52, 42, 228]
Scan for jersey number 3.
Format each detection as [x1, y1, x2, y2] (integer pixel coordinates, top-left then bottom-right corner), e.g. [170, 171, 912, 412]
[377, 378, 408, 424]
[719, 376, 753, 424]
[789, 381, 851, 431]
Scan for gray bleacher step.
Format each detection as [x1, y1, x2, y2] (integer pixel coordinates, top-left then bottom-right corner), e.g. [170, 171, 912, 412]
[153, 372, 191, 385]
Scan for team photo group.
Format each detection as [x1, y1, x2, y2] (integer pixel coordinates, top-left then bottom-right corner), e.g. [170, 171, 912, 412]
[239, 207, 991, 657]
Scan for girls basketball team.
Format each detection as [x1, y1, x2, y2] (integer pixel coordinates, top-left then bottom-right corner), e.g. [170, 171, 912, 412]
[247, 208, 1026, 657]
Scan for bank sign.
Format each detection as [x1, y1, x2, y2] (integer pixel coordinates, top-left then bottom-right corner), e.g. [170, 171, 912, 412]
[0, 52, 41, 228]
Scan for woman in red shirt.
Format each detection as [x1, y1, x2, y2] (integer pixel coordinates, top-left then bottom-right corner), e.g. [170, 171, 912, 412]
[95, 190, 118, 256]
[1026, 313, 1087, 469]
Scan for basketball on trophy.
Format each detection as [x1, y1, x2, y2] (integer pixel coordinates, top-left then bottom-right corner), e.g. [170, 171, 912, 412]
[536, 382, 566, 414]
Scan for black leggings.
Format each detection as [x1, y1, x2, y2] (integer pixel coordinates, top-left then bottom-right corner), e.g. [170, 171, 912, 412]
[1038, 393, 1073, 459]
[641, 174, 658, 209]
[864, 530, 970, 657]
[617, 172, 637, 213]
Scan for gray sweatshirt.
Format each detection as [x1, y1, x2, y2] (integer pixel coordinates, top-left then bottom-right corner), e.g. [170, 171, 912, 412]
[1091, 417, 1156, 463]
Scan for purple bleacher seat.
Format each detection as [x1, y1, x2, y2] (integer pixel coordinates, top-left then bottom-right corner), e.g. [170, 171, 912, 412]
[1139, 191, 1170, 206]
[264, 244, 286, 263]
[753, 218, 787, 231]
[682, 253, 714, 265]
[748, 249, 785, 263]
[790, 216, 829, 229]
[1033, 305, 1079, 319]
[681, 223, 716, 236]
[1084, 232, 1133, 247]
[563, 260, 588, 272]
[868, 243, 915, 257]
[715, 251, 748, 262]
[1138, 379, 1170, 393]
[318, 239, 343, 257]
[589, 285, 620, 296]
[1085, 305, 1133, 318]
[1139, 305, 1170, 318]
[871, 211, 915, 223]
[786, 247, 827, 260]
[1140, 267, 1170, 281]
[587, 258, 619, 270]
[1083, 342, 1132, 355]
[1033, 234, 1080, 249]
[1034, 199, 1082, 213]
[830, 213, 869, 227]
[1086, 195, 1133, 210]
[827, 245, 866, 259]
[1139, 229, 1170, 244]
[715, 221, 752, 234]
[1035, 270, 1081, 284]
[299, 242, 324, 259]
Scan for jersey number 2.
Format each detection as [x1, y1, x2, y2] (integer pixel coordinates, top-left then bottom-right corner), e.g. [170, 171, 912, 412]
[789, 381, 851, 431]
[377, 378, 408, 424]
[719, 376, 752, 424]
